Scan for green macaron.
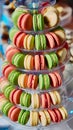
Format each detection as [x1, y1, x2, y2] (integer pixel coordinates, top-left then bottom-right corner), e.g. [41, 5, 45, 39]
[37, 14, 44, 31]
[12, 9, 27, 26]
[2, 102, 13, 116]
[45, 54, 53, 69]
[33, 14, 38, 31]
[12, 53, 25, 68]
[20, 93, 25, 106]
[20, 111, 30, 125]
[35, 34, 46, 50]
[9, 26, 18, 41]
[8, 70, 21, 85]
[40, 34, 46, 50]
[20, 93, 31, 107]
[4, 86, 14, 99]
[23, 93, 31, 107]
[44, 74, 50, 90]
[18, 110, 25, 123]
[35, 35, 41, 50]
[39, 74, 45, 90]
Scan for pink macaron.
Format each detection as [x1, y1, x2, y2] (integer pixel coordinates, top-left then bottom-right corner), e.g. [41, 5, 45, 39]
[45, 33, 55, 48]
[6, 46, 20, 63]
[35, 55, 45, 70]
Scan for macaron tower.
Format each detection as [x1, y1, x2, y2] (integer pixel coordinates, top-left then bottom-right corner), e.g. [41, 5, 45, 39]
[0, 0, 71, 128]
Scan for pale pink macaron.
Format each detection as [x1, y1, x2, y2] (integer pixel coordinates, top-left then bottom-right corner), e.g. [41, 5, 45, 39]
[6, 46, 20, 63]
[34, 55, 45, 70]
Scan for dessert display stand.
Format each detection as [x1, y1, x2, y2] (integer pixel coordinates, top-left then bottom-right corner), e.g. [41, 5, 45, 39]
[0, 0, 73, 130]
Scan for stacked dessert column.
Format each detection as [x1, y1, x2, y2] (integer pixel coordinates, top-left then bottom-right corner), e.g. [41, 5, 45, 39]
[0, 4, 69, 127]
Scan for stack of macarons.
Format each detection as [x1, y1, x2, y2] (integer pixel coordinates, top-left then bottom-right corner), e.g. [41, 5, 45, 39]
[9, 27, 65, 50]
[0, 97, 68, 126]
[32, 91, 61, 109]
[0, 93, 68, 126]
[6, 52, 59, 70]
[7, 70, 62, 89]
[2, 83, 61, 108]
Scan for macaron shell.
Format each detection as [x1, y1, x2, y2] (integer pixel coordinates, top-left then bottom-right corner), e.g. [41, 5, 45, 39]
[39, 74, 44, 90]
[13, 31, 22, 46]
[54, 91, 61, 104]
[53, 108, 62, 122]
[16, 33, 26, 48]
[8, 106, 16, 118]
[49, 73, 58, 87]
[50, 32, 60, 46]
[45, 33, 55, 48]
[48, 109, 57, 122]
[20, 111, 30, 125]
[10, 89, 17, 103]
[31, 75, 38, 89]
[41, 94, 47, 108]
[13, 89, 22, 104]
[21, 13, 33, 31]
[45, 54, 53, 69]
[4, 66, 16, 78]
[6, 48, 20, 63]
[44, 110, 51, 124]
[49, 91, 57, 105]
[39, 111, 47, 126]
[18, 14, 25, 29]
[10, 107, 21, 121]
[54, 72, 62, 86]
[58, 107, 66, 120]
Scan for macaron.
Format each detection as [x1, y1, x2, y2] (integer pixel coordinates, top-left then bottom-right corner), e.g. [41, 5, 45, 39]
[12, 53, 25, 68]
[54, 72, 62, 86]
[50, 32, 60, 46]
[39, 111, 47, 126]
[4, 85, 14, 99]
[43, 6, 59, 28]
[49, 73, 58, 87]
[24, 55, 34, 70]
[57, 48, 67, 63]
[45, 54, 53, 69]
[10, 89, 22, 104]
[45, 33, 55, 49]
[33, 14, 44, 31]
[35, 55, 45, 70]
[58, 107, 68, 120]
[48, 109, 57, 122]
[18, 74, 28, 88]
[39, 74, 50, 90]
[2, 101, 13, 116]
[9, 26, 18, 41]
[35, 34, 46, 50]
[53, 108, 62, 122]
[8, 106, 21, 121]
[49, 91, 58, 105]
[6, 46, 20, 63]
[44, 110, 51, 124]
[0, 79, 10, 93]
[30, 111, 39, 126]
[13, 31, 26, 48]
[23, 34, 35, 50]
[41, 93, 51, 108]
[20, 92, 31, 107]
[2, 64, 16, 78]
[12, 8, 28, 26]
[27, 74, 38, 89]
[18, 110, 30, 125]
[8, 70, 21, 85]
[53, 26, 66, 42]
[32, 93, 40, 109]
[18, 13, 33, 31]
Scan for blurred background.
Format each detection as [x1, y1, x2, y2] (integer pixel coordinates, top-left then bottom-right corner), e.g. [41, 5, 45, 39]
[0, 0, 73, 130]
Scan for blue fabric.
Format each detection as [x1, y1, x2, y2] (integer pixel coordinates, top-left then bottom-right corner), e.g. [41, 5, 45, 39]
[0, 44, 4, 55]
